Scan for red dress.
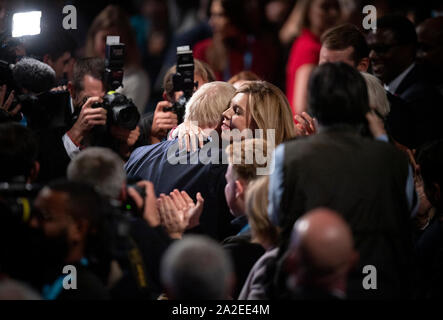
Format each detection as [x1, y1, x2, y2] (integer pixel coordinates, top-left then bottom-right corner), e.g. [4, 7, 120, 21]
[286, 29, 321, 116]
[193, 36, 278, 82]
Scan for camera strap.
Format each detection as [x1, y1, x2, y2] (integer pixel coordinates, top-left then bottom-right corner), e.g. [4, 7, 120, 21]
[127, 236, 150, 292]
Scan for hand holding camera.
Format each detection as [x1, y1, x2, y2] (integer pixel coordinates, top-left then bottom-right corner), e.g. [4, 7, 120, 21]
[151, 100, 178, 144]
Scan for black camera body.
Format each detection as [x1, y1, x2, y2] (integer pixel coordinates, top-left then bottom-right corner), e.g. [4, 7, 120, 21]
[104, 36, 125, 91]
[164, 46, 198, 124]
[92, 92, 140, 130]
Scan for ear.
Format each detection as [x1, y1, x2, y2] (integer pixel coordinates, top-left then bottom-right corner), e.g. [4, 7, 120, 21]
[28, 161, 40, 183]
[42, 54, 51, 65]
[234, 179, 245, 200]
[357, 58, 370, 72]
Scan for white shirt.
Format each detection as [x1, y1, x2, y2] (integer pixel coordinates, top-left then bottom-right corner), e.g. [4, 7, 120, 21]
[384, 63, 415, 95]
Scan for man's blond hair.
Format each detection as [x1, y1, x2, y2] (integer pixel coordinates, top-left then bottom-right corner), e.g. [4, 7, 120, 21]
[185, 81, 235, 128]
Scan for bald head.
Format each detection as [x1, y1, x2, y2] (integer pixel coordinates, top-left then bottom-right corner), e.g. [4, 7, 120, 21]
[417, 17, 443, 74]
[287, 208, 355, 280]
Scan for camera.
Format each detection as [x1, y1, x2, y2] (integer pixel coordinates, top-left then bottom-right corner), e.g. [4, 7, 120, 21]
[104, 36, 125, 91]
[0, 182, 42, 223]
[164, 46, 198, 124]
[92, 92, 140, 130]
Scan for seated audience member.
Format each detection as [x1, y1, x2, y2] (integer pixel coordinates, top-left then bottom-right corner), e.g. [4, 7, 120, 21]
[416, 17, 443, 96]
[67, 147, 174, 298]
[161, 235, 234, 300]
[29, 181, 111, 300]
[367, 15, 443, 150]
[228, 71, 261, 89]
[415, 140, 443, 298]
[85, 5, 150, 114]
[283, 208, 356, 300]
[285, 0, 341, 115]
[126, 82, 237, 240]
[222, 139, 274, 298]
[269, 62, 417, 299]
[64, 57, 140, 161]
[139, 59, 216, 145]
[319, 23, 370, 72]
[238, 176, 279, 300]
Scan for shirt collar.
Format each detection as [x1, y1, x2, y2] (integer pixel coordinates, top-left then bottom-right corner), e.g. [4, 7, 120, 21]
[384, 63, 415, 94]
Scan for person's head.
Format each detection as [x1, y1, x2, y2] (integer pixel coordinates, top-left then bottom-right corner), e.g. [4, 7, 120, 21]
[163, 59, 216, 103]
[228, 71, 261, 89]
[0, 123, 39, 183]
[361, 72, 390, 118]
[417, 140, 443, 210]
[222, 81, 295, 145]
[67, 147, 126, 200]
[416, 17, 443, 76]
[30, 181, 104, 264]
[85, 5, 140, 66]
[25, 30, 77, 81]
[284, 208, 356, 293]
[245, 176, 278, 250]
[184, 81, 235, 130]
[209, 0, 248, 39]
[292, 0, 341, 37]
[308, 62, 369, 128]
[224, 138, 273, 217]
[320, 23, 370, 71]
[67, 57, 106, 110]
[161, 235, 234, 299]
[367, 15, 418, 84]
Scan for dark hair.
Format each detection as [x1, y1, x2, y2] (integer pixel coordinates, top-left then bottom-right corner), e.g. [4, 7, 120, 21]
[308, 62, 369, 127]
[417, 140, 443, 207]
[72, 57, 105, 92]
[377, 15, 418, 46]
[216, 0, 249, 33]
[321, 23, 369, 65]
[0, 123, 38, 181]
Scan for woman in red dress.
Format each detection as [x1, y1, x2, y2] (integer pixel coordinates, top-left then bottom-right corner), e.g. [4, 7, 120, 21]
[285, 0, 341, 117]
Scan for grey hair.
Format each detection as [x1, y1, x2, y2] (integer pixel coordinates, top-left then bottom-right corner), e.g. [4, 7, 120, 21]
[12, 57, 56, 93]
[160, 235, 233, 300]
[67, 147, 126, 200]
[361, 72, 390, 117]
[184, 81, 236, 128]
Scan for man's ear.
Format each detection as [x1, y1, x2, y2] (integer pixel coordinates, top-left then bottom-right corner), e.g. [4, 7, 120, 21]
[357, 58, 370, 72]
[28, 161, 40, 183]
[42, 54, 52, 65]
[234, 179, 245, 200]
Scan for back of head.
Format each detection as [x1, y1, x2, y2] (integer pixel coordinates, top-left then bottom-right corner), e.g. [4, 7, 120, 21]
[308, 62, 369, 127]
[67, 147, 125, 200]
[287, 208, 354, 283]
[0, 123, 38, 182]
[235, 81, 295, 145]
[321, 23, 369, 65]
[72, 57, 105, 93]
[161, 235, 233, 299]
[184, 81, 235, 128]
[12, 58, 56, 93]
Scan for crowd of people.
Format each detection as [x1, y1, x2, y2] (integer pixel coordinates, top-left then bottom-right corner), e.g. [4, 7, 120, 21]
[1, 0, 443, 300]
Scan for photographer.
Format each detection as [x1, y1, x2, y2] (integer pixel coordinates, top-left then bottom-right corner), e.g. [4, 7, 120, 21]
[140, 58, 215, 145]
[64, 57, 141, 160]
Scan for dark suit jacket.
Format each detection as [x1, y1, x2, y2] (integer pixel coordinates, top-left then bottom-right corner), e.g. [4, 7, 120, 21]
[273, 127, 414, 299]
[125, 139, 235, 241]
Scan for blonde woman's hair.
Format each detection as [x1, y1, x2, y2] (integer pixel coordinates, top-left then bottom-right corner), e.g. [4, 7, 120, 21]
[225, 138, 274, 181]
[184, 81, 235, 128]
[245, 176, 279, 247]
[235, 81, 296, 145]
[361, 72, 390, 117]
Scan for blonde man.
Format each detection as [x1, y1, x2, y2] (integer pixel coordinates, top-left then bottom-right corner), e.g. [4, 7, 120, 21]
[125, 81, 236, 241]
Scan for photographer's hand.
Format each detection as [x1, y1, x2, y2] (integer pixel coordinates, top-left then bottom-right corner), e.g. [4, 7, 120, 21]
[127, 180, 160, 228]
[66, 96, 105, 146]
[151, 101, 178, 144]
[0, 85, 21, 117]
